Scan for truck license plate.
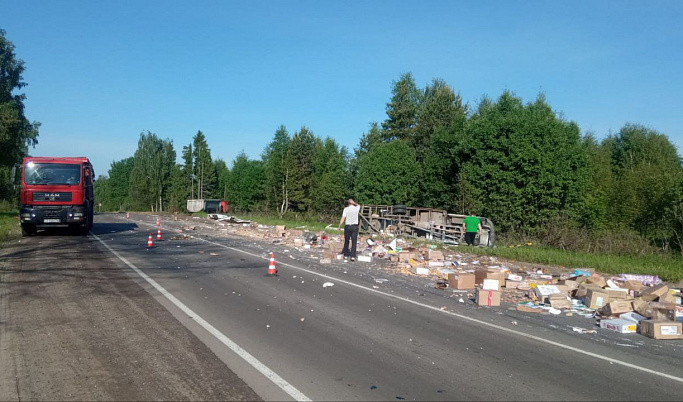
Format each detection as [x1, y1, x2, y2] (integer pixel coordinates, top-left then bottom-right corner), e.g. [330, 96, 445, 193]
[44, 218, 61, 223]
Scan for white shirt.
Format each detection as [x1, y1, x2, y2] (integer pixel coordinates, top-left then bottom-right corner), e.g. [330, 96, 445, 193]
[342, 205, 360, 225]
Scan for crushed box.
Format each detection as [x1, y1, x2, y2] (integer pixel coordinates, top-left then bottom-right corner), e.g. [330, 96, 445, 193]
[475, 289, 501, 307]
[640, 283, 669, 302]
[505, 280, 520, 289]
[549, 294, 571, 309]
[632, 299, 653, 318]
[448, 273, 475, 290]
[640, 320, 683, 340]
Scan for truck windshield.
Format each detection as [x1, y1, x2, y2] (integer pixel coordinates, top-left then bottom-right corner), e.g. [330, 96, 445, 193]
[24, 163, 81, 185]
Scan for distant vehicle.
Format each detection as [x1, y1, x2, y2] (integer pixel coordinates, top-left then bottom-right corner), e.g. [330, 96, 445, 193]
[16, 157, 95, 236]
[359, 204, 495, 247]
[186, 199, 222, 213]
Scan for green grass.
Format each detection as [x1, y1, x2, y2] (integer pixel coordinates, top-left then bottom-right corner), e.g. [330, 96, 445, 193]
[0, 204, 20, 244]
[454, 244, 683, 282]
[234, 213, 336, 233]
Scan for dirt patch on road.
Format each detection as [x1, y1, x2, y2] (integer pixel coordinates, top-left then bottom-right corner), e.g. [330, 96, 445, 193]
[0, 234, 260, 401]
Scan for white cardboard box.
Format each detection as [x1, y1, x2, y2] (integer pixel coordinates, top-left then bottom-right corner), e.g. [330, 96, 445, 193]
[414, 267, 429, 275]
[482, 278, 500, 291]
[600, 319, 638, 334]
[357, 255, 372, 263]
[507, 274, 524, 282]
[534, 285, 561, 301]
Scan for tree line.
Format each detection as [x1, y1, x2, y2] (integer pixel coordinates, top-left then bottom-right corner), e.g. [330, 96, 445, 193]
[92, 72, 683, 253]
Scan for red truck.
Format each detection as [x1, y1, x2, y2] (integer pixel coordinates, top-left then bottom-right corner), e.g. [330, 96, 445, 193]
[18, 157, 95, 236]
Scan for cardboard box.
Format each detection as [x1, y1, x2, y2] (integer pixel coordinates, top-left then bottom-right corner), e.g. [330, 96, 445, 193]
[585, 274, 607, 288]
[505, 280, 521, 289]
[640, 320, 683, 340]
[659, 291, 676, 304]
[535, 285, 561, 303]
[557, 279, 579, 290]
[293, 238, 304, 247]
[414, 267, 430, 275]
[584, 288, 609, 309]
[605, 288, 630, 301]
[288, 229, 304, 237]
[619, 312, 647, 323]
[632, 299, 653, 318]
[507, 273, 524, 282]
[448, 273, 475, 290]
[428, 260, 445, 267]
[428, 250, 444, 260]
[621, 280, 645, 291]
[575, 283, 603, 298]
[475, 269, 506, 288]
[601, 300, 633, 316]
[549, 294, 571, 309]
[600, 319, 638, 334]
[650, 302, 676, 321]
[482, 279, 500, 291]
[641, 284, 669, 302]
[475, 289, 501, 307]
[399, 251, 418, 261]
[555, 285, 570, 295]
[357, 255, 372, 263]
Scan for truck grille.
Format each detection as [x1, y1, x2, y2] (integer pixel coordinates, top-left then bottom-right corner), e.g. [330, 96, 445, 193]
[33, 192, 73, 202]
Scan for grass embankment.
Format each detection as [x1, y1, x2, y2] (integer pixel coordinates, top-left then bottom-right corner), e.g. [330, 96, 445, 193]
[456, 244, 683, 282]
[234, 214, 336, 233]
[0, 202, 20, 244]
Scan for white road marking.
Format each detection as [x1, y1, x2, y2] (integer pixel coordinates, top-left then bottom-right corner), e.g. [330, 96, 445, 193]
[90, 232, 311, 402]
[127, 217, 683, 385]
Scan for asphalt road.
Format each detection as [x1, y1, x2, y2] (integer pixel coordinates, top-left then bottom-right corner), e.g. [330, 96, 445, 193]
[3, 213, 683, 401]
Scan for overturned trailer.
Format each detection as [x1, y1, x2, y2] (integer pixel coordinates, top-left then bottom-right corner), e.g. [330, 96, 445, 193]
[359, 204, 495, 247]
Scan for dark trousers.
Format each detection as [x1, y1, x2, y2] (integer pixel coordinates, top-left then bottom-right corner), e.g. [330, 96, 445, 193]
[465, 232, 477, 246]
[342, 224, 359, 258]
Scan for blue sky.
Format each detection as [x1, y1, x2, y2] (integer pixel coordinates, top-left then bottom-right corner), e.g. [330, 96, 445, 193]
[2, 0, 682, 175]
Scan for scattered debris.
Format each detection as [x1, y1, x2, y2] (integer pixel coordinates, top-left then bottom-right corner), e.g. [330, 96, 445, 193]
[323, 282, 334, 288]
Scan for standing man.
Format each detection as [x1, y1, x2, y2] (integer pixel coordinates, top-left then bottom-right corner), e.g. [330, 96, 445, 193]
[338, 199, 360, 261]
[462, 213, 482, 246]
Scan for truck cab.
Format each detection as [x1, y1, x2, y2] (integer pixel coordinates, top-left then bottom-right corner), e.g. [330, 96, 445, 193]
[18, 157, 95, 236]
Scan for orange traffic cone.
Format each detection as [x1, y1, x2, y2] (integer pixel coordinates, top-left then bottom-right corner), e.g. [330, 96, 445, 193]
[156, 217, 160, 226]
[147, 233, 154, 248]
[267, 252, 277, 276]
[126, 212, 130, 220]
[156, 228, 162, 241]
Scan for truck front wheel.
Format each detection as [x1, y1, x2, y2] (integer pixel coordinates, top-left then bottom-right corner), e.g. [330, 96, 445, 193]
[21, 223, 36, 237]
